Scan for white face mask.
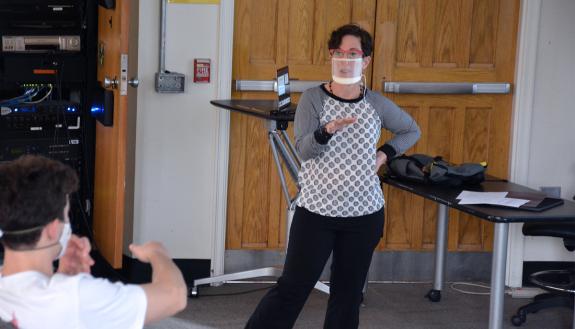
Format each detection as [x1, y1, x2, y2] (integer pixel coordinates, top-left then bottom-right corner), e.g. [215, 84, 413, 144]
[331, 57, 363, 84]
[57, 222, 72, 259]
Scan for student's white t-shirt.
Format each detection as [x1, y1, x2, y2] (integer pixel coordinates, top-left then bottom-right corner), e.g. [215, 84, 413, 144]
[0, 271, 147, 329]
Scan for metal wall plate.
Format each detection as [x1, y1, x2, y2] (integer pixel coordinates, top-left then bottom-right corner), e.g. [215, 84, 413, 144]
[155, 71, 185, 93]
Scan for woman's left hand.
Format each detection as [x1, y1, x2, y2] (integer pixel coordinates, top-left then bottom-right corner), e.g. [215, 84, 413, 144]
[375, 151, 388, 174]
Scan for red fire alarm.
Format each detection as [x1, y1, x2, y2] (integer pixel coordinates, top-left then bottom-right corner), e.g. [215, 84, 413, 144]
[194, 58, 211, 83]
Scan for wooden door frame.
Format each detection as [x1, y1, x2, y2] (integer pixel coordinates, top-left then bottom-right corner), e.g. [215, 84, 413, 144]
[506, 0, 542, 288]
[213, 0, 235, 277]
[94, 0, 132, 268]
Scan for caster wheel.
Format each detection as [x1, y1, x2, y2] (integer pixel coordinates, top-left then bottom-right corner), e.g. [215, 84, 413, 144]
[189, 286, 199, 298]
[425, 289, 441, 302]
[510, 313, 525, 327]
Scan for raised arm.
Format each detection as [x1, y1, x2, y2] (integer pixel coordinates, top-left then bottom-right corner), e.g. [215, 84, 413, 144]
[130, 242, 187, 324]
[294, 90, 327, 161]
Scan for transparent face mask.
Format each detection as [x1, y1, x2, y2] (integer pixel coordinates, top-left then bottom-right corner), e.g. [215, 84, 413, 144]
[331, 57, 363, 85]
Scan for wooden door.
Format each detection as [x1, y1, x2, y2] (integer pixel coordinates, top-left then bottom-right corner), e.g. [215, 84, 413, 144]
[228, 0, 377, 249]
[93, 0, 135, 267]
[373, 0, 520, 251]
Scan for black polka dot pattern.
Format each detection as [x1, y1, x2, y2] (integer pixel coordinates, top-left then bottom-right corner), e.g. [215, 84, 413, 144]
[297, 98, 385, 217]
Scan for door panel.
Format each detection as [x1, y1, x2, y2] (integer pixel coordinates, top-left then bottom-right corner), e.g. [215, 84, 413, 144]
[94, 0, 133, 267]
[374, 0, 519, 252]
[229, 0, 376, 249]
[233, 0, 376, 81]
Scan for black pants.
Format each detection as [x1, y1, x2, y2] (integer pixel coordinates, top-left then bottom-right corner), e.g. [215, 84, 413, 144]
[245, 206, 385, 329]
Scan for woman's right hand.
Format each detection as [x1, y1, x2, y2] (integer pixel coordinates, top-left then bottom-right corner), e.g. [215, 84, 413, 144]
[325, 117, 357, 134]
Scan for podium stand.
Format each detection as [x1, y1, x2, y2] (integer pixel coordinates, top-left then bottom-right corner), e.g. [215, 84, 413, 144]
[190, 99, 330, 296]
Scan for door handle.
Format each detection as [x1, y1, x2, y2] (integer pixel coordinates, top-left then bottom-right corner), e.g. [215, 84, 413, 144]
[103, 76, 119, 89]
[128, 77, 139, 88]
[234, 80, 326, 93]
[383, 82, 511, 94]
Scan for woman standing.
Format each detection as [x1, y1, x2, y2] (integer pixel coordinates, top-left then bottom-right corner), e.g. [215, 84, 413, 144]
[245, 24, 421, 329]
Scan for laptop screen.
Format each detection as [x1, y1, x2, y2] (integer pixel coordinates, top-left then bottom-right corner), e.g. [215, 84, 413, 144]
[276, 66, 291, 111]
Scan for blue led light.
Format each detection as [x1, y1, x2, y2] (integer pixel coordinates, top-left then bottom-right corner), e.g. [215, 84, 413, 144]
[17, 106, 36, 113]
[91, 106, 104, 114]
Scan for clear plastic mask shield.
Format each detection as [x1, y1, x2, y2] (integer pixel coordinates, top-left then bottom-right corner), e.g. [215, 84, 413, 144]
[331, 58, 363, 84]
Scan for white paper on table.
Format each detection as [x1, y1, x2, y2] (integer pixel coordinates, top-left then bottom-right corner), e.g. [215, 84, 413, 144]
[458, 197, 530, 208]
[493, 198, 530, 208]
[456, 191, 508, 200]
[458, 196, 505, 205]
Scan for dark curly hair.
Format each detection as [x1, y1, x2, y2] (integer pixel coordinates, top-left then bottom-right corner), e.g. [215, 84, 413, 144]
[0, 155, 78, 249]
[328, 24, 373, 57]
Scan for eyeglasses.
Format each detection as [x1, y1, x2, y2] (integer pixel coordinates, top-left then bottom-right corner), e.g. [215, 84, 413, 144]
[329, 48, 364, 59]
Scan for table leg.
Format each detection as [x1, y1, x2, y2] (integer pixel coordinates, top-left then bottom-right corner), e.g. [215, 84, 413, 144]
[268, 133, 291, 205]
[489, 222, 509, 329]
[426, 204, 449, 302]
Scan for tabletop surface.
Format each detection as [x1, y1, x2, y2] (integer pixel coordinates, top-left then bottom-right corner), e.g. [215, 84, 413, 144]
[382, 176, 575, 223]
[211, 99, 296, 121]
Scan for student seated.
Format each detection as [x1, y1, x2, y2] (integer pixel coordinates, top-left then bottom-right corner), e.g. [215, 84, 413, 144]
[0, 155, 187, 329]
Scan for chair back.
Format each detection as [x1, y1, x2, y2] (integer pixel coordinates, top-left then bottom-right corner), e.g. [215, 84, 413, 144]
[523, 222, 575, 251]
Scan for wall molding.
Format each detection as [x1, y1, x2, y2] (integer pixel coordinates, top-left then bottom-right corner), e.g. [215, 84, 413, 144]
[121, 255, 210, 285]
[211, 0, 235, 278]
[506, 0, 542, 288]
[224, 250, 493, 282]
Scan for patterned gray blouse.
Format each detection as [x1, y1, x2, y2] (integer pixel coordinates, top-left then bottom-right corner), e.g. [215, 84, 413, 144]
[294, 85, 420, 217]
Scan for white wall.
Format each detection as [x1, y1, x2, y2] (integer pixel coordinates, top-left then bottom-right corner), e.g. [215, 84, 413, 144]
[132, 2, 221, 259]
[522, 0, 575, 262]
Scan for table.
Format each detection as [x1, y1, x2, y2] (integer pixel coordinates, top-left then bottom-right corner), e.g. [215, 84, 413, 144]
[382, 176, 575, 329]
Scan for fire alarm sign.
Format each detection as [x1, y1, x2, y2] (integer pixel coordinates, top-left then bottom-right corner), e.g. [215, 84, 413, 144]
[194, 58, 211, 83]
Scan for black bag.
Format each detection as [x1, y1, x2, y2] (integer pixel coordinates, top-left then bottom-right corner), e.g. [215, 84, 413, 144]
[387, 154, 487, 187]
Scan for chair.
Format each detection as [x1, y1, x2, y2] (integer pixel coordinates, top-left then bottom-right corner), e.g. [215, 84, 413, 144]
[510, 218, 575, 327]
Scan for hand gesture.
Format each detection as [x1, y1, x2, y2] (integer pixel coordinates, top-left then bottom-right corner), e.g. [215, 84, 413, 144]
[129, 241, 169, 264]
[57, 235, 94, 275]
[375, 151, 388, 174]
[325, 117, 357, 134]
